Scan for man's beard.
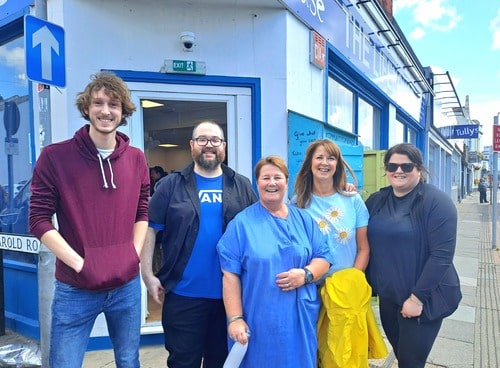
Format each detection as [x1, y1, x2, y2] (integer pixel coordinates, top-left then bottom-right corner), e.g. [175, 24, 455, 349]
[195, 148, 224, 170]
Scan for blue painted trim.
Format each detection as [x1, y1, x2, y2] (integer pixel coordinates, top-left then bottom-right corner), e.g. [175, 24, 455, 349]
[396, 108, 421, 132]
[109, 70, 262, 171]
[3, 258, 37, 272]
[0, 8, 25, 31]
[379, 104, 390, 149]
[5, 311, 40, 341]
[327, 46, 386, 108]
[327, 45, 425, 149]
[3, 259, 39, 339]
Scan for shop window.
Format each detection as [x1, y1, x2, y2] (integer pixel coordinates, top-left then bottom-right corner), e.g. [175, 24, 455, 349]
[428, 141, 440, 185]
[327, 77, 354, 133]
[388, 120, 404, 148]
[358, 98, 380, 150]
[328, 77, 383, 148]
[0, 28, 36, 264]
[408, 128, 417, 145]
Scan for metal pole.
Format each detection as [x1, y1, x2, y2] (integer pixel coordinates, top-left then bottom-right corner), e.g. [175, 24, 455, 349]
[33, 2, 53, 366]
[493, 115, 499, 249]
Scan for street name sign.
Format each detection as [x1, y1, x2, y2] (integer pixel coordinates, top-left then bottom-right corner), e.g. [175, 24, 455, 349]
[493, 125, 500, 152]
[25, 15, 66, 87]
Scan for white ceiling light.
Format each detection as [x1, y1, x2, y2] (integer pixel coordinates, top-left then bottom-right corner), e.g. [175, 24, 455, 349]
[158, 144, 179, 148]
[141, 100, 164, 108]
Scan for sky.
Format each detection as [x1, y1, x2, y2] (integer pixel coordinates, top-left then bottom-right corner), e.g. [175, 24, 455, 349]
[392, 0, 500, 150]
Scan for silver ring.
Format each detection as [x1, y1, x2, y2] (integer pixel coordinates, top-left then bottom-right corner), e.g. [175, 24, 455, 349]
[287, 283, 290, 287]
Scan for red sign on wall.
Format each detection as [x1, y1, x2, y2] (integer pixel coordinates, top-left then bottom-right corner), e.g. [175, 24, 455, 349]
[493, 125, 500, 151]
[310, 31, 326, 69]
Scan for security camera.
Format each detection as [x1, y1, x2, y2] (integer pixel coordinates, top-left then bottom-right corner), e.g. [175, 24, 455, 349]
[180, 32, 195, 51]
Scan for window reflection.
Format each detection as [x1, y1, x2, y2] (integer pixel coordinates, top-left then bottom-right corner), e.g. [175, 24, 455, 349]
[358, 98, 380, 150]
[328, 77, 354, 133]
[408, 128, 417, 145]
[0, 32, 36, 263]
[328, 77, 381, 149]
[388, 120, 404, 148]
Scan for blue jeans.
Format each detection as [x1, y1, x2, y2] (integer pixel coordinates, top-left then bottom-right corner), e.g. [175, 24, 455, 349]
[50, 275, 141, 368]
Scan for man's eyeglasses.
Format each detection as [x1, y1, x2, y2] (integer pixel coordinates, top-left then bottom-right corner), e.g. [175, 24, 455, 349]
[193, 137, 224, 147]
[385, 163, 416, 173]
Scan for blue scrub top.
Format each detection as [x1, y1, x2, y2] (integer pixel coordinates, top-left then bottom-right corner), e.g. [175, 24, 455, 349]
[217, 202, 332, 368]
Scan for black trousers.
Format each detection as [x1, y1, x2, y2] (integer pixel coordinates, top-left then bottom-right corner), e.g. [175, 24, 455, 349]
[479, 190, 488, 203]
[379, 297, 443, 368]
[162, 292, 228, 368]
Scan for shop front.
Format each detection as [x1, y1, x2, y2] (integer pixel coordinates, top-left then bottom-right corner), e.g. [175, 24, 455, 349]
[1, 0, 441, 352]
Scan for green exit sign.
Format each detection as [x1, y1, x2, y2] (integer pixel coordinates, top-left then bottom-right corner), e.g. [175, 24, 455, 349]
[161, 60, 206, 75]
[173, 60, 196, 72]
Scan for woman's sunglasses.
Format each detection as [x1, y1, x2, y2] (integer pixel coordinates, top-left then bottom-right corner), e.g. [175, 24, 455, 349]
[385, 163, 416, 173]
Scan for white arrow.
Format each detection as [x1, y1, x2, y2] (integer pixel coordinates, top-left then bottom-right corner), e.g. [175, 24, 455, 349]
[32, 25, 59, 81]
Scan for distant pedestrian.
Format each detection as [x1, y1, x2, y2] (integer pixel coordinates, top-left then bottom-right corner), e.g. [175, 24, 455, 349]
[365, 143, 461, 368]
[478, 178, 488, 203]
[29, 71, 149, 367]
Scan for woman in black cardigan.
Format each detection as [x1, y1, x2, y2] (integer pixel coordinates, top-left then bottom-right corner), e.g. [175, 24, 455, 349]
[365, 143, 461, 368]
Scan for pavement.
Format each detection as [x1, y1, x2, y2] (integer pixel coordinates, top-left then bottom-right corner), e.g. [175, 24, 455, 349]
[0, 191, 499, 367]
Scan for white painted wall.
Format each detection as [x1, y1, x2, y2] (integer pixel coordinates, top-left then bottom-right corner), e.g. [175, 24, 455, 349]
[286, 13, 326, 123]
[46, 2, 275, 146]
[44, 0, 328, 163]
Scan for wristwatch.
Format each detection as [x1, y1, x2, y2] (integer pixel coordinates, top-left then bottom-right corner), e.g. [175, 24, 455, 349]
[303, 267, 314, 284]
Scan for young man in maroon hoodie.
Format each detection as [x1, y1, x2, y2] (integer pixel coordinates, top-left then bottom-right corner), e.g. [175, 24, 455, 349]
[29, 71, 149, 368]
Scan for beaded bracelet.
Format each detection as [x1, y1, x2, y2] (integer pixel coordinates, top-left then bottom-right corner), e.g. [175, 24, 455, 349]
[227, 315, 244, 325]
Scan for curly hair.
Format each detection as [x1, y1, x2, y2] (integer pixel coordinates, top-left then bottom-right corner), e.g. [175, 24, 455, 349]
[75, 71, 136, 126]
[293, 139, 357, 208]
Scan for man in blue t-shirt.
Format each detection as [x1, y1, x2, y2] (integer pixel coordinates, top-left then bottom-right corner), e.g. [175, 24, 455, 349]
[141, 121, 257, 368]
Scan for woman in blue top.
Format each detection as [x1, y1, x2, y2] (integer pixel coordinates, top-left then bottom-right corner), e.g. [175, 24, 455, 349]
[293, 139, 370, 278]
[217, 155, 332, 368]
[292, 139, 371, 367]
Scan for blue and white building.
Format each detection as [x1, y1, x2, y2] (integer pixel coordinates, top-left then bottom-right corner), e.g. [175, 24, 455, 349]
[0, 0, 474, 351]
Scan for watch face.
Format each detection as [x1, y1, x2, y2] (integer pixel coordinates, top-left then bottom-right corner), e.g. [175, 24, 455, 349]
[305, 268, 313, 283]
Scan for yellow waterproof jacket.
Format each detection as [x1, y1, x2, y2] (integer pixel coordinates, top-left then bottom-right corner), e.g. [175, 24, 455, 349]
[317, 268, 388, 368]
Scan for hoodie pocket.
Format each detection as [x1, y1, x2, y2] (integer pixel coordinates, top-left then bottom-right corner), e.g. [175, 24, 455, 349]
[78, 241, 140, 290]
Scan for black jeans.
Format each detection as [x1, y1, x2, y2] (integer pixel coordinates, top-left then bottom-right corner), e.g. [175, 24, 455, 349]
[479, 190, 488, 203]
[379, 297, 443, 368]
[162, 292, 228, 368]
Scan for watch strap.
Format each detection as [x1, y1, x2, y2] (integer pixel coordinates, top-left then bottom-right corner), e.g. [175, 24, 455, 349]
[303, 267, 314, 284]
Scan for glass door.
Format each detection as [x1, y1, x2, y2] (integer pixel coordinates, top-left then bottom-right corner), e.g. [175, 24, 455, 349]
[125, 84, 253, 333]
[142, 98, 227, 327]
